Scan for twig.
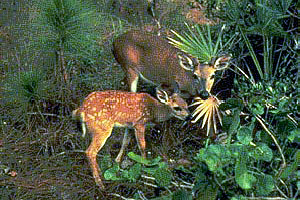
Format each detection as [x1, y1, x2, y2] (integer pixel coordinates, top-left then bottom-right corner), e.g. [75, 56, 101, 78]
[255, 115, 286, 173]
[275, 184, 289, 199]
[278, 178, 290, 197]
[265, 103, 298, 126]
[235, 64, 256, 85]
[170, 181, 193, 189]
[27, 112, 63, 118]
[143, 181, 158, 188]
[141, 175, 155, 181]
[137, 190, 148, 200]
[109, 193, 135, 200]
[142, 175, 193, 189]
[293, 188, 299, 199]
[244, 197, 287, 200]
[174, 177, 194, 188]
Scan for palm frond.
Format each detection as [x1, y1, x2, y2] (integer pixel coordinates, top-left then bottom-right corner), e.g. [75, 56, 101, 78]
[190, 96, 223, 136]
[168, 23, 234, 63]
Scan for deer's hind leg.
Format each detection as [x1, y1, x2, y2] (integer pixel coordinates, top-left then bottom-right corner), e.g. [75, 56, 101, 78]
[127, 68, 139, 92]
[85, 122, 113, 189]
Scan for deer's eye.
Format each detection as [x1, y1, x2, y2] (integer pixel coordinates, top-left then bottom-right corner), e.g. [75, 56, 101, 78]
[173, 107, 182, 112]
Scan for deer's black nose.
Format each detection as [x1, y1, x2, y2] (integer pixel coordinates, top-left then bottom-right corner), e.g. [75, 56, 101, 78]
[198, 90, 210, 100]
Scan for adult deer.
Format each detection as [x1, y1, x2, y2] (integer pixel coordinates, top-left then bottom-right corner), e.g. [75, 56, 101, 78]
[113, 30, 230, 99]
[73, 87, 189, 189]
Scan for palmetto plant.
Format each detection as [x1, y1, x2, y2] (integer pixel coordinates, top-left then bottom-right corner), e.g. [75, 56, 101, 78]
[168, 23, 235, 64]
[226, 0, 295, 82]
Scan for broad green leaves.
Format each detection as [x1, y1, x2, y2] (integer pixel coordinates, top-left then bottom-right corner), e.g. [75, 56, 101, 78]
[237, 127, 252, 145]
[103, 152, 172, 188]
[256, 174, 274, 195]
[196, 98, 277, 193]
[196, 145, 231, 175]
[252, 143, 273, 162]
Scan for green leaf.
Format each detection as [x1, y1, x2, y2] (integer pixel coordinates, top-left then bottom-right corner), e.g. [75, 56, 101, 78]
[288, 129, 300, 143]
[128, 163, 142, 182]
[228, 109, 241, 135]
[235, 172, 256, 190]
[128, 152, 162, 166]
[280, 150, 300, 179]
[235, 154, 247, 177]
[219, 98, 244, 111]
[148, 194, 172, 200]
[154, 168, 172, 187]
[158, 161, 168, 169]
[194, 182, 219, 200]
[221, 115, 233, 132]
[104, 164, 121, 181]
[251, 103, 264, 115]
[256, 174, 274, 195]
[229, 144, 246, 158]
[252, 143, 273, 162]
[172, 189, 193, 200]
[230, 196, 247, 200]
[239, 26, 263, 79]
[278, 120, 297, 136]
[235, 154, 256, 189]
[168, 23, 231, 63]
[121, 170, 129, 180]
[99, 154, 112, 172]
[142, 167, 158, 176]
[127, 152, 150, 165]
[237, 127, 253, 145]
[195, 145, 232, 175]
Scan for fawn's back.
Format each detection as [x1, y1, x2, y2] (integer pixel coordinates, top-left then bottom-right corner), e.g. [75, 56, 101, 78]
[75, 90, 189, 129]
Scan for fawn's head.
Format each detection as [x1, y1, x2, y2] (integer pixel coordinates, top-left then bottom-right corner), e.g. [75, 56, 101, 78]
[177, 53, 231, 98]
[155, 85, 190, 120]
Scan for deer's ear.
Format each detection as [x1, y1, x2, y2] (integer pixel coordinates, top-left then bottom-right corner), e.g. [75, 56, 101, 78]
[156, 86, 169, 104]
[177, 52, 194, 71]
[214, 55, 231, 71]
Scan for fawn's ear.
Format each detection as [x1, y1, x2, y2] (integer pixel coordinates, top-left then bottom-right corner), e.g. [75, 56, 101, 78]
[156, 86, 169, 104]
[177, 52, 195, 71]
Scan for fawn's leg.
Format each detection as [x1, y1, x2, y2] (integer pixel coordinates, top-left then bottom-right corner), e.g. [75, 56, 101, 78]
[134, 124, 146, 158]
[115, 128, 131, 163]
[85, 123, 113, 189]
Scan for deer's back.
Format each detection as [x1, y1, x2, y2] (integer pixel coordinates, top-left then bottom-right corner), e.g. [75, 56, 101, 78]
[113, 30, 194, 88]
